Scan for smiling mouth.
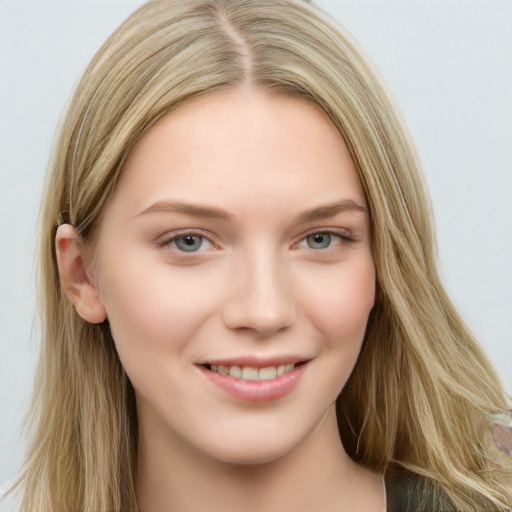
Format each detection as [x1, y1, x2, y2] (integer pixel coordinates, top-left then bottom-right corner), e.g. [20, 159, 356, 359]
[202, 362, 307, 381]
[199, 360, 310, 402]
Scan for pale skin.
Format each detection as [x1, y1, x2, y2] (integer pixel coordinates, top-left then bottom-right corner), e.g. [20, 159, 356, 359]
[56, 88, 385, 511]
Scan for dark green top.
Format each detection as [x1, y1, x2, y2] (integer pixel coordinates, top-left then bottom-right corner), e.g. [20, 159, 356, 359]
[385, 470, 499, 512]
[385, 470, 458, 512]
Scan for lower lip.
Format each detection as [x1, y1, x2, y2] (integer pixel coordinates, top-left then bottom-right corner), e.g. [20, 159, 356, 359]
[198, 363, 309, 402]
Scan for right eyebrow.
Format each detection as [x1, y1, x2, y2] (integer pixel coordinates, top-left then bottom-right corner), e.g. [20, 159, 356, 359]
[135, 200, 237, 222]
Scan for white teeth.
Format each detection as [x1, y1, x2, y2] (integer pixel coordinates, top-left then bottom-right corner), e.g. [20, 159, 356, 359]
[259, 366, 277, 380]
[208, 363, 296, 380]
[229, 365, 242, 378]
[241, 367, 259, 380]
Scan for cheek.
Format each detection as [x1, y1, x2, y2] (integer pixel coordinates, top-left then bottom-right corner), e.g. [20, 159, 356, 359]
[301, 257, 375, 343]
[96, 258, 218, 366]
[291, 256, 375, 410]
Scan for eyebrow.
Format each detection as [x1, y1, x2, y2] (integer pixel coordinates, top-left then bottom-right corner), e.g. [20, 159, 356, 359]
[136, 200, 237, 221]
[136, 199, 366, 223]
[292, 199, 367, 224]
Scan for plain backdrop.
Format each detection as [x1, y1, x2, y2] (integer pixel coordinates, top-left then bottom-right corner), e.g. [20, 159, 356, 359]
[1, 0, 511, 486]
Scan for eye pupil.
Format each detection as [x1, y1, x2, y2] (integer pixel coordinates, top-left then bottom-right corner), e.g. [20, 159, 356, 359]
[307, 233, 331, 249]
[183, 236, 196, 246]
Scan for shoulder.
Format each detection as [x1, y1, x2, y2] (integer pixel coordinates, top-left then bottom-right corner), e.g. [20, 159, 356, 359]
[385, 469, 458, 512]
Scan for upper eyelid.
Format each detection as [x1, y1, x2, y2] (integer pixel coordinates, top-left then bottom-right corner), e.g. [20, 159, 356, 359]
[302, 226, 351, 237]
[157, 228, 215, 240]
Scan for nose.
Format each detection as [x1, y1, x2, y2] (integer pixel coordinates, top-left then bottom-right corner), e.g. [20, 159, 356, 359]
[222, 249, 296, 336]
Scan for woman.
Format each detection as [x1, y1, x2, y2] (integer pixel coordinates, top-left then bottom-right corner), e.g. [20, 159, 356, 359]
[12, 0, 511, 510]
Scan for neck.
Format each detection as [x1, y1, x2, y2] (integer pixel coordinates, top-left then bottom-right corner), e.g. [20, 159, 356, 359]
[135, 406, 384, 512]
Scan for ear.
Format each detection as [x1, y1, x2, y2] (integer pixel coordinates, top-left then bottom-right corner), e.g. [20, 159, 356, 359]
[55, 224, 107, 324]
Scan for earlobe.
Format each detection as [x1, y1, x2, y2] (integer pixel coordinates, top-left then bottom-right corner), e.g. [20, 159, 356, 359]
[55, 224, 107, 324]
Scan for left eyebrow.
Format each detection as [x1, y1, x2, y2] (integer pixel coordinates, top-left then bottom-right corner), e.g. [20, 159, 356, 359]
[292, 200, 367, 225]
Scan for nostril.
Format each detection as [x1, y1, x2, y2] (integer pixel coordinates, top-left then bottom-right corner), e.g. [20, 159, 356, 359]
[222, 307, 296, 335]
[221, 273, 297, 335]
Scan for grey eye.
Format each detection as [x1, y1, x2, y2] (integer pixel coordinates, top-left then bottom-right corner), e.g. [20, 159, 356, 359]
[174, 235, 204, 252]
[306, 233, 332, 249]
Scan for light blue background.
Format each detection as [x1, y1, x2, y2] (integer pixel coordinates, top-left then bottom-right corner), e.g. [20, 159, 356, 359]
[1, 0, 511, 486]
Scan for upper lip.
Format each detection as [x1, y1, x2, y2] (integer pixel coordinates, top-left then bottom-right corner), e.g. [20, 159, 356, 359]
[196, 355, 312, 368]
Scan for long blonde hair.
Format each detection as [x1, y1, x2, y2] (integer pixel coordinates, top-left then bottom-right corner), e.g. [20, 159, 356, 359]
[17, 1, 511, 510]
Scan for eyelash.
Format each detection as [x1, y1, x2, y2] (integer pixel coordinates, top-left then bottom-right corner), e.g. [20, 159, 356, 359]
[157, 230, 217, 253]
[294, 229, 355, 251]
[157, 228, 355, 255]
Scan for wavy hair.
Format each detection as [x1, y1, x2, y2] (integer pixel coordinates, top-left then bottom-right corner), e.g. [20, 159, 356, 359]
[16, 1, 511, 510]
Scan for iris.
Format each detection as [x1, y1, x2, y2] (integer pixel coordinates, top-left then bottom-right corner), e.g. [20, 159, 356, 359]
[306, 233, 332, 249]
[174, 234, 204, 252]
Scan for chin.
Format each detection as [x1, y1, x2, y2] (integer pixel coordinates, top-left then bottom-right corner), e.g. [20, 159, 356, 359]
[196, 415, 326, 467]
[207, 438, 298, 467]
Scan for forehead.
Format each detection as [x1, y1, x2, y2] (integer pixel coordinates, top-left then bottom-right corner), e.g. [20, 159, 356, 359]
[105, 87, 365, 223]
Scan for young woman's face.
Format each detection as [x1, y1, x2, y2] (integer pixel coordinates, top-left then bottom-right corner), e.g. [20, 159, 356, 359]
[93, 88, 375, 464]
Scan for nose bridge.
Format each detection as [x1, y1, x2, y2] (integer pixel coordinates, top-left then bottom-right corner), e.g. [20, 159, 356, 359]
[222, 243, 296, 335]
